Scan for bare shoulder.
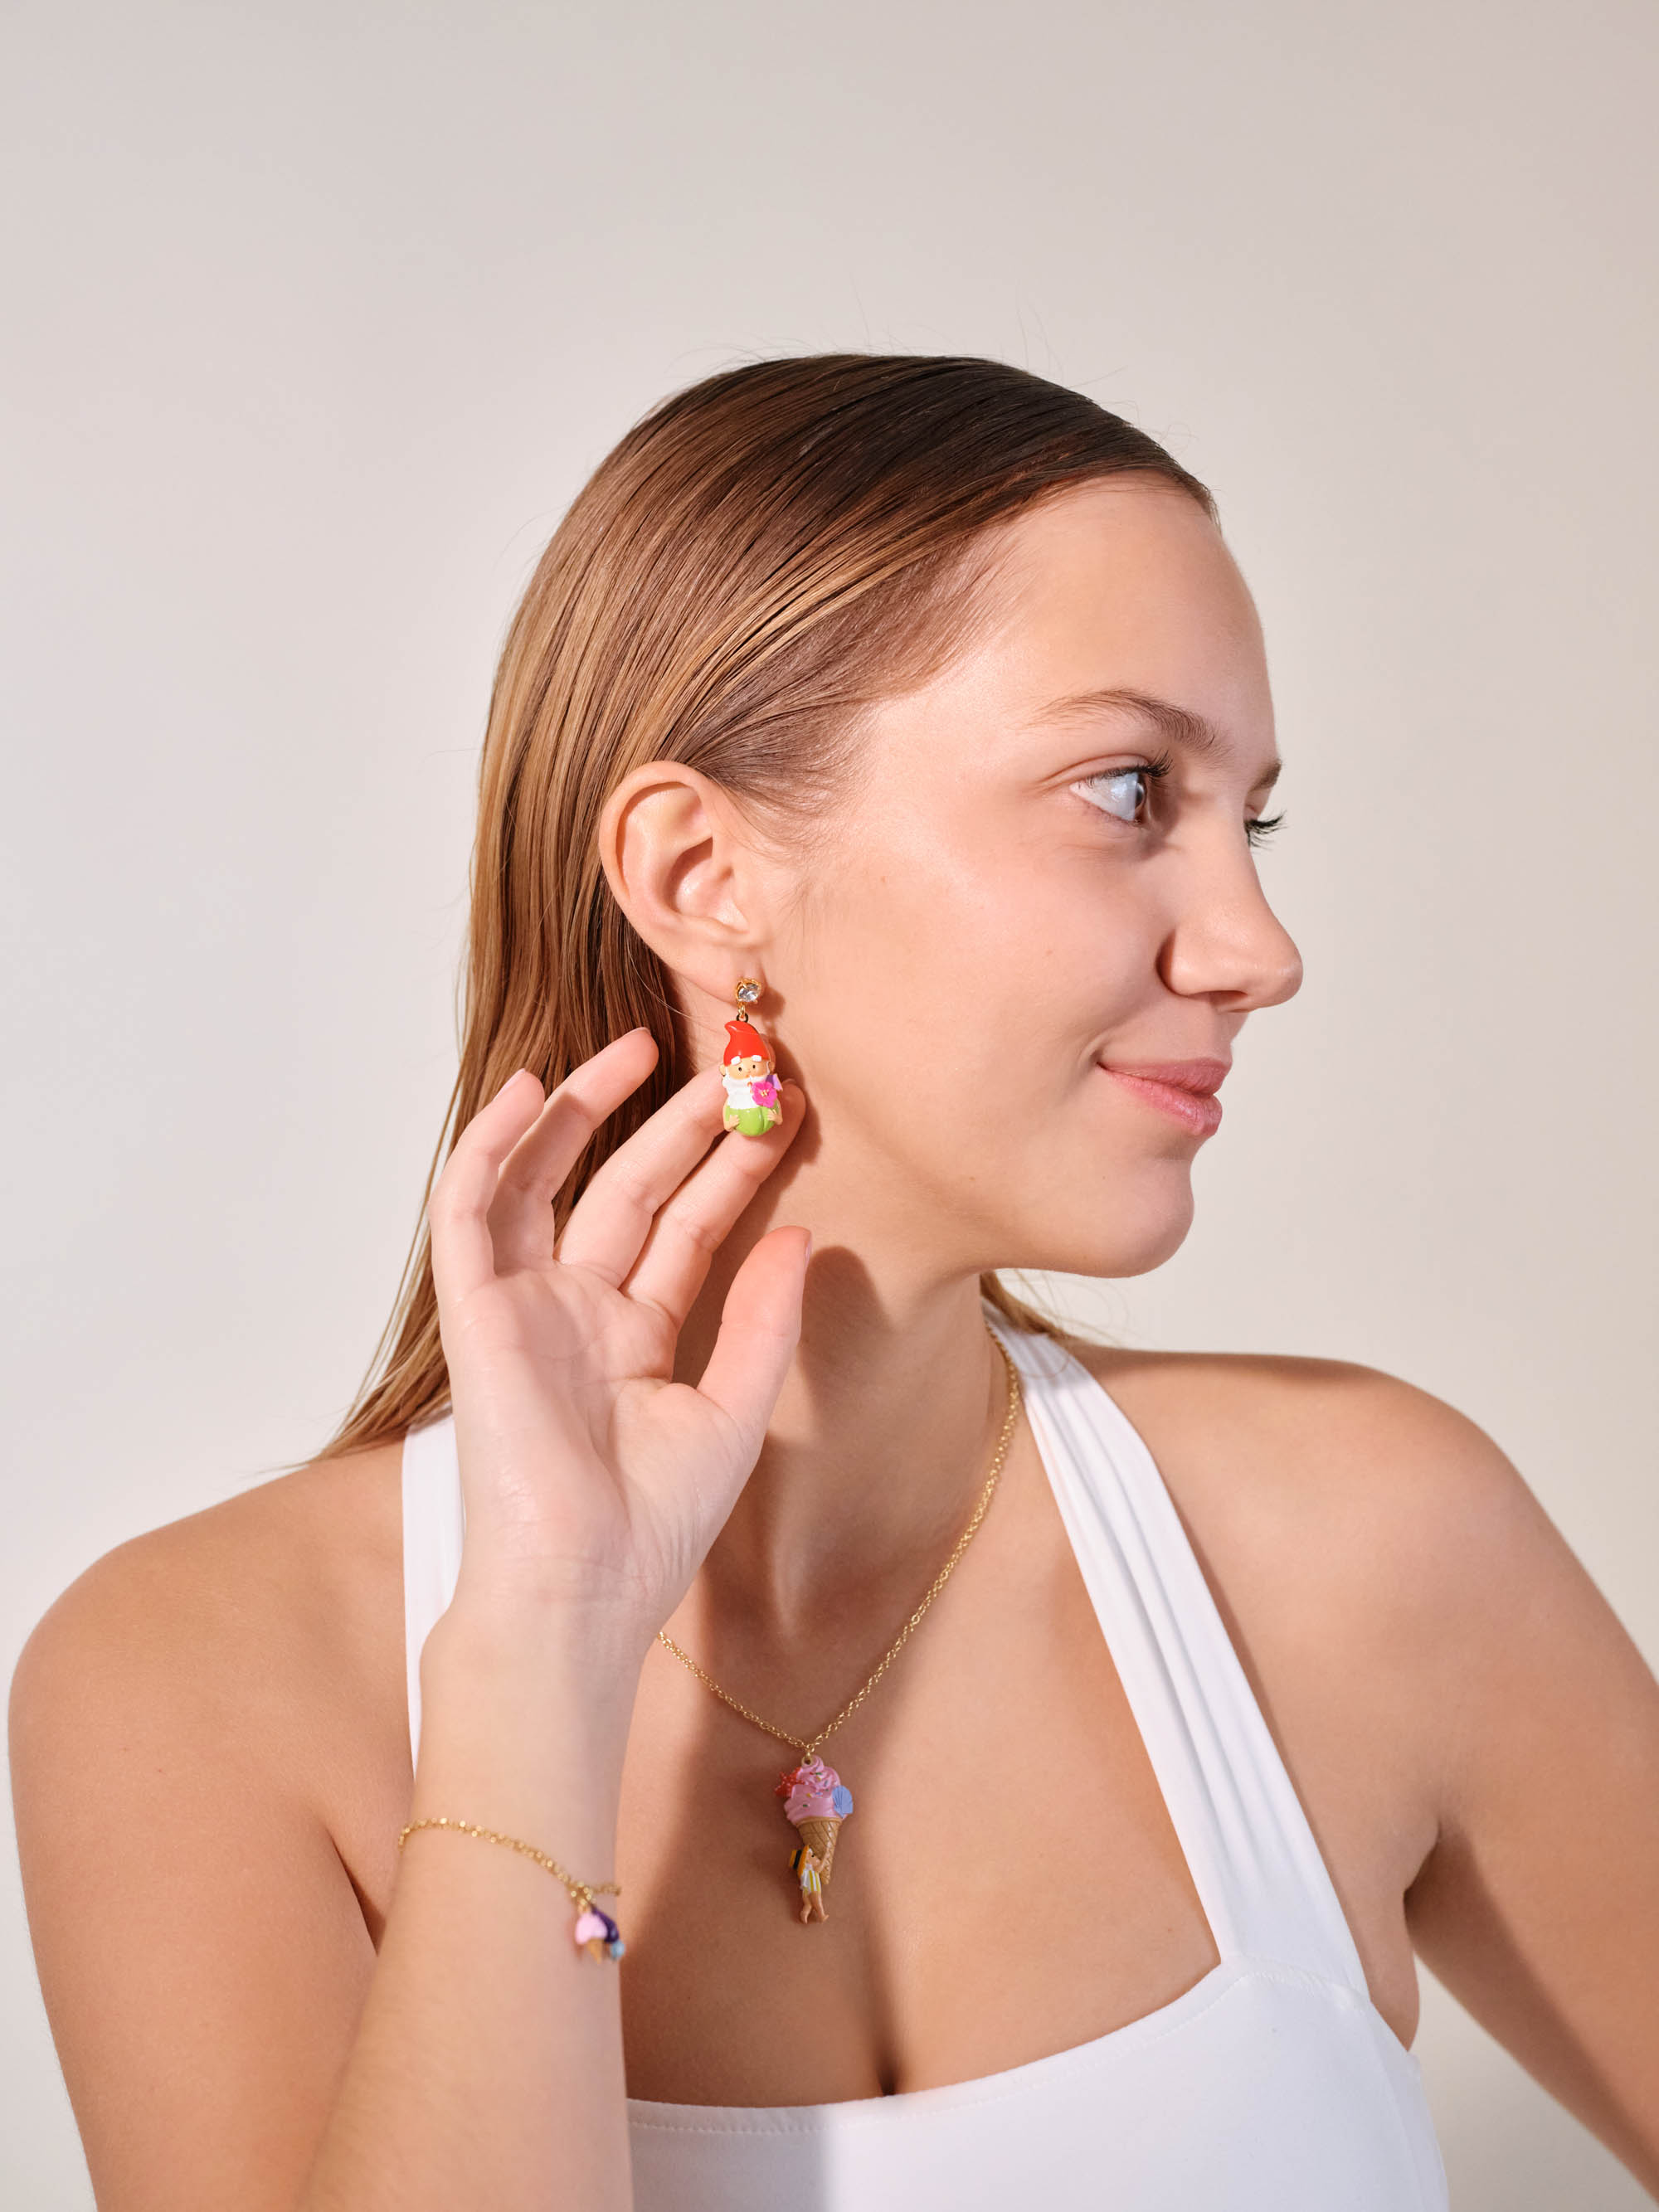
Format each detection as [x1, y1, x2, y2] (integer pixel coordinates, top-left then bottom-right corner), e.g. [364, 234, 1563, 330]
[13, 1436, 403, 1722]
[1073, 1335, 1519, 1500]
[1039, 1339, 1540, 1874]
[1069, 1338, 1659, 2180]
[1064, 1335, 1594, 1793]
[9, 1439, 414, 2206]
[1069, 1339, 1535, 1646]
[10, 1436, 409, 1906]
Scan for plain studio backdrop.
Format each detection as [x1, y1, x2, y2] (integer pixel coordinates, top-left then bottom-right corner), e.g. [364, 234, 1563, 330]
[3, 2, 1656, 2204]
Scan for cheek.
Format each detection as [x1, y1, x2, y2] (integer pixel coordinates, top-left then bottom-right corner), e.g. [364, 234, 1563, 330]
[795, 826, 1014, 1054]
[786, 825, 1201, 1270]
[791, 819, 1155, 1120]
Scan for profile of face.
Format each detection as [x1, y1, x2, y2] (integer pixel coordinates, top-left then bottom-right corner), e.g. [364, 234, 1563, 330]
[758, 476, 1302, 1281]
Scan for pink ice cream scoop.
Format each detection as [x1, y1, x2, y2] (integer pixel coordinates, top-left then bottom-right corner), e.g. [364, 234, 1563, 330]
[776, 1756, 854, 1826]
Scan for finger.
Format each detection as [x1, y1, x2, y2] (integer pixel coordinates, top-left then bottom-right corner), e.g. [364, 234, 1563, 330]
[486, 1028, 660, 1270]
[428, 1069, 549, 1306]
[692, 1225, 812, 1459]
[550, 1062, 732, 1286]
[619, 1080, 806, 1329]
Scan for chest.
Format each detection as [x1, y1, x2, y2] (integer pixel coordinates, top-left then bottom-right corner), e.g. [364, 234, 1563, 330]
[338, 1423, 1432, 2103]
[604, 1454, 1424, 2106]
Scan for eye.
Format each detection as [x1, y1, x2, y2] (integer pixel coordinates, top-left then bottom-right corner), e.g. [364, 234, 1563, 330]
[1245, 810, 1286, 849]
[1070, 757, 1170, 825]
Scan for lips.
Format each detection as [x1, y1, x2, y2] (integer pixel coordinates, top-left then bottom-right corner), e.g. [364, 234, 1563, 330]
[1097, 1057, 1229, 1138]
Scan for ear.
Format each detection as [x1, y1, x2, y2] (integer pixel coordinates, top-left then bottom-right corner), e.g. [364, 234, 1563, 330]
[596, 761, 776, 995]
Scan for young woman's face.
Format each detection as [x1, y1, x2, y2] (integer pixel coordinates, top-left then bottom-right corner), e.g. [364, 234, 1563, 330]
[774, 476, 1300, 1281]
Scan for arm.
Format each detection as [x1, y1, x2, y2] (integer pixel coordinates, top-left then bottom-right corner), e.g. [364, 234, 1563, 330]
[308, 1607, 643, 2209]
[10, 1533, 644, 2212]
[1399, 1393, 1659, 2191]
[11, 1529, 397, 2212]
[1093, 1344, 1659, 2186]
[12, 1031, 809, 2209]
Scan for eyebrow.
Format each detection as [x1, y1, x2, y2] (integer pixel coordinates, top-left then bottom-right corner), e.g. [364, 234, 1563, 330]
[1030, 685, 1282, 792]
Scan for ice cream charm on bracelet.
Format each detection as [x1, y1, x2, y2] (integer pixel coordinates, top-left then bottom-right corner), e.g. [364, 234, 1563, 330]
[722, 976, 783, 1137]
[776, 1756, 854, 1923]
[573, 1903, 625, 1961]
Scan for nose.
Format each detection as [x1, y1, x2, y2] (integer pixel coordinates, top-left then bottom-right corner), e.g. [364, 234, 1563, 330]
[1159, 845, 1303, 1013]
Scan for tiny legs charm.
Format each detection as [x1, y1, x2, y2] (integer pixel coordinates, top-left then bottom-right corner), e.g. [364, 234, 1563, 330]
[722, 976, 783, 1136]
[776, 1755, 854, 1923]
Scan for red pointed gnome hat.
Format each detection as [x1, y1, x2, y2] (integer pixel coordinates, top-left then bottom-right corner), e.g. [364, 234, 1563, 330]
[723, 1018, 771, 1065]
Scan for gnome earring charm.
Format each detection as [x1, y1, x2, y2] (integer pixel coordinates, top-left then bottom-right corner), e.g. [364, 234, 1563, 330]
[722, 976, 784, 1136]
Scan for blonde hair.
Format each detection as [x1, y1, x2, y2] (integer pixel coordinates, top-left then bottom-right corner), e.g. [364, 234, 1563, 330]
[315, 353, 1213, 1461]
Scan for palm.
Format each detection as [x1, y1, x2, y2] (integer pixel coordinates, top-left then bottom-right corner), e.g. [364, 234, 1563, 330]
[426, 1029, 808, 1637]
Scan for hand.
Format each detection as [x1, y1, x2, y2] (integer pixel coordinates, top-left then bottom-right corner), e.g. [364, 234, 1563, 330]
[425, 1028, 808, 1656]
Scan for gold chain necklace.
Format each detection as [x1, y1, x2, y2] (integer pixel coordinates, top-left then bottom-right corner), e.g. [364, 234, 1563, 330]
[656, 1327, 1023, 1923]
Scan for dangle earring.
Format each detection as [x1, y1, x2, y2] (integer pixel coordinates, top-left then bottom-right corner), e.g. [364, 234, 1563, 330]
[721, 976, 785, 1136]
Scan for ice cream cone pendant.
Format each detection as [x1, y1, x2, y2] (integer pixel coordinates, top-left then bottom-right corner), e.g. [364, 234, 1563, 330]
[776, 1756, 854, 1923]
[654, 1330, 1021, 1928]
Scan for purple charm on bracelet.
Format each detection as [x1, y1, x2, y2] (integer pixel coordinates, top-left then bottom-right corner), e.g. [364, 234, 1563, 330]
[575, 1905, 626, 1961]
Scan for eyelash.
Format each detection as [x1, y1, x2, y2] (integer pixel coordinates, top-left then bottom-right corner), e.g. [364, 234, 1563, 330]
[1077, 751, 1287, 850]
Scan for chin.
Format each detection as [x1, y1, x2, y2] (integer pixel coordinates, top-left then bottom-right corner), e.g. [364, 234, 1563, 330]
[1010, 1175, 1196, 1281]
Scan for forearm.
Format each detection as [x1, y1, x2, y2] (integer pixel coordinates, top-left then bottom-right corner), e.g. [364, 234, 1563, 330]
[299, 1606, 645, 2212]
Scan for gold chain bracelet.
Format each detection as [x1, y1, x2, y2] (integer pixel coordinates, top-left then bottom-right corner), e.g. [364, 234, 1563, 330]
[397, 1816, 625, 1962]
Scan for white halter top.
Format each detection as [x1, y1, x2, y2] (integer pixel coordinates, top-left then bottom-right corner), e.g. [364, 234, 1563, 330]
[402, 1307, 1450, 2210]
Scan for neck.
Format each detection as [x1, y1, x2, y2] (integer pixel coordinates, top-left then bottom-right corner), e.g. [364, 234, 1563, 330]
[671, 1235, 1016, 1641]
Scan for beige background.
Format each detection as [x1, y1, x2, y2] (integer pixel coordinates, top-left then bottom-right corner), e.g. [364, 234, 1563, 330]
[3, 1, 1655, 2202]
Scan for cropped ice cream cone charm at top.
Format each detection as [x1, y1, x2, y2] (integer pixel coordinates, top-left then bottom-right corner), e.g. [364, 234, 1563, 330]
[776, 1756, 854, 1923]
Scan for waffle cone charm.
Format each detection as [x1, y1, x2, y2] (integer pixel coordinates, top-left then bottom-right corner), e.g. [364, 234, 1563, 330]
[776, 1757, 854, 1923]
[722, 977, 782, 1136]
[793, 1815, 842, 1882]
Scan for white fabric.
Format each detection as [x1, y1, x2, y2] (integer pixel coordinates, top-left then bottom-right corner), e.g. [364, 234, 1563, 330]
[402, 1304, 1450, 2210]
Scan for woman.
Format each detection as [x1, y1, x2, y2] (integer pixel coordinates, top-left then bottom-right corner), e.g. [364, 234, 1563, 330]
[12, 355, 1659, 2210]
